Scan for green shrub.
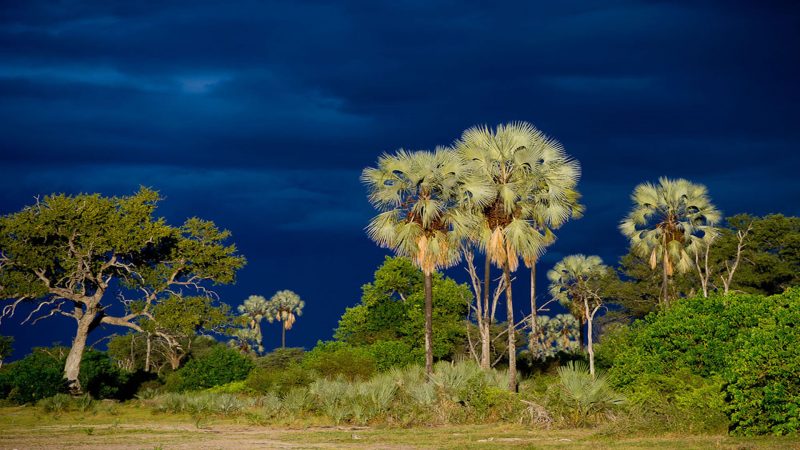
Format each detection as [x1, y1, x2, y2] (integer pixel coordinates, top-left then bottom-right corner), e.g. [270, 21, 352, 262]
[255, 348, 305, 370]
[303, 341, 376, 381]
[602, 289, 800, 435]
[367, 340, 422, 372]
[725, 288, 800, 436]
[38, 393, 72, 414]
[556, 361, 624, 426]
[5, 349, 66, 404]
[166, 345, 254, 391]
[79, 350, 126, 399]
[245, 365, 314, 395]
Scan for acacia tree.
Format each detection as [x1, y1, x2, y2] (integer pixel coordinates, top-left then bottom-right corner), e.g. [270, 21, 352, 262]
[267, 290, 304, 348]
[0, 188, 245, 392]
[363, 148, 490, 375]
[619, 177, 720, 307]
[455, 122, 581, 390]
[142, 295, 230, 370]
[548, 254, 608, 377]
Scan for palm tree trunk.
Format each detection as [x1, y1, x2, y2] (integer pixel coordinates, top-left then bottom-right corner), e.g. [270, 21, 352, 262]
[424, 271, 434, 376]
[281, 323, 286, 349]
[529, 261, 537, 353]
[662, 249, 670, 307]
[481, 253, 492, 369]
[583, 297, 595, 378]
[503, 262, 517, 392]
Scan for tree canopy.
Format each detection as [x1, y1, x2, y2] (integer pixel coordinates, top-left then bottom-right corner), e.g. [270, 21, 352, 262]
[0, 187, 246, 391]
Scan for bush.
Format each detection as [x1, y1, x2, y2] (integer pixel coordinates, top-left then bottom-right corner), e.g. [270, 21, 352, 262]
[601, 288, 800, 435]
[725, 288, 800, 436]
[255, 348, 305, 370]
[556, 361, 624, 426]
[303, 341, 376, 381]
[79, 350, 127, 399]
[166, 345, 254, 391]
[245, 365, 314, 395]
[367, 340, 422, 372]
[5, 349, 66, 404]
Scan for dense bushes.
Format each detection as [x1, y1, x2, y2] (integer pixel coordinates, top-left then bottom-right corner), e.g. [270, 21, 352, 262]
[599, 288, 800, 435]
[724, 288, 800, 436]
[2, 348, 66, 403]
[166, 345, 254, 391]
[302, 341, 376, 381]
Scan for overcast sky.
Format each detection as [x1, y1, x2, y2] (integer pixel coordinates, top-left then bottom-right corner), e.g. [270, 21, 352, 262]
[1, 0, 798, 355]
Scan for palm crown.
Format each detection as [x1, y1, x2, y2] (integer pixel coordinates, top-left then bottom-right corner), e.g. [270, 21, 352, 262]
[362, 147, 492, 275]
[619, 177, 720, 277]
[548, 254, 608, 308]
[267, 290, 304, 331]
[455, 122, 582, 271]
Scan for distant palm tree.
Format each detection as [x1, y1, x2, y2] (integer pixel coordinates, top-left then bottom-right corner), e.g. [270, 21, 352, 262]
[548, 254, 608, 376]
[455, 122, 581, 390]
[362, 148, 491, 375]
[236, 295, 272, 353]
[619, 177, 720, 307]
[267, 290, 305, 348]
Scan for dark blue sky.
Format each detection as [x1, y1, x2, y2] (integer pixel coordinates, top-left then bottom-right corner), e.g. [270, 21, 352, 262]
[1, 1, 799, 357]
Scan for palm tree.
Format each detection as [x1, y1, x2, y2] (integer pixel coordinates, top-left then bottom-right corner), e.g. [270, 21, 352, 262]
[362, 148, 491, 375]
[619, 177, 720, 307]
[267, 290, 305, 348]
[236, 295, 273, 353]
[455, 122, 581, 390]
[548, 254, 608, 376]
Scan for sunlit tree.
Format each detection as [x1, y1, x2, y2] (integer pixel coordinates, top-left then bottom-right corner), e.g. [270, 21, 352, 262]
[455, 122, 581, 390]
[267, 290, 305, 349]
[548, 254, 608, 376]
[619, 178, 720, 306]
[363, 148, 491, 374]
[236, 294, 273, 353]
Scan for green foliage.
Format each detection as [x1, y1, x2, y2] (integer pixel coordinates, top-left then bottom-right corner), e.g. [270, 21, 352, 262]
[724, 287, 800, 436]
[715, 214, 800, 295]
[601, 289, 800, 435]
[0, 188, 246, 385]
[622, 370, 727, 433]
[335, 256, 470, 361]
[302, 341, 376, 381]
[0, 335, 13, 366]
[4, 348, 66, 403]
[38, 393, 72, 414]
[166, 345, 254, 391]
[255, 347, 305, 370]
[556, 361, 624, 426]
[529, 314, 579, 361]
[366, 340, 422, 371]
[78, 350, 126, 399]
[245, 365, 314, 396]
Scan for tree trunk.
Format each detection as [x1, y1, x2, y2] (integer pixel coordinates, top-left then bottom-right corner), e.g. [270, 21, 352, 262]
[64, 309, 99, 394]
[661, 248, 670, 307]
[529, 261, 537, 353]
[282, 323, 286, 349]
[145, 333, 152, 372]
[479, 322, 491, 369]
[480, 253, 492, 369]
[424, 271, 434, 376]
[168, 351, 181, 371]
[584, 297, 595, 378]
[578, 317, 586, 352]
[503, 262, 517, 392]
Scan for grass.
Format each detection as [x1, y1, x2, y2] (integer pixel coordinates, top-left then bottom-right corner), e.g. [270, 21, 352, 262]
[1, 404, 798, 449]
